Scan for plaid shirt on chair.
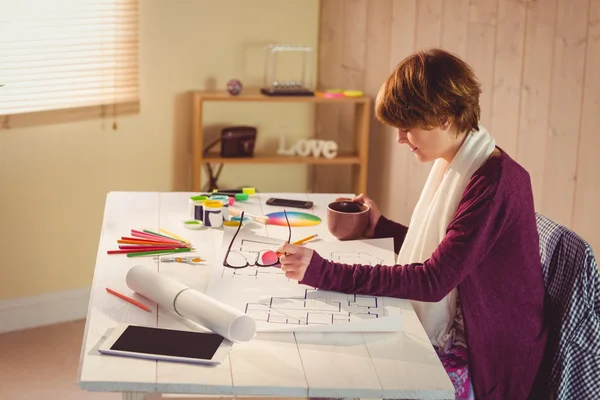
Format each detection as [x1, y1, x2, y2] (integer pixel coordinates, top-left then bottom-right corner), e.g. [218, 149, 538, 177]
[536, 214, 600, 399]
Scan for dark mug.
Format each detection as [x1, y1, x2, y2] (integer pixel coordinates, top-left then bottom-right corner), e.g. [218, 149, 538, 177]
[327, 201, 370, 240]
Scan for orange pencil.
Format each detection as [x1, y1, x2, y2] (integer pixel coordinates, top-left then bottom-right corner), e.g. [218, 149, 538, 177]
[106, 287, 151, 312]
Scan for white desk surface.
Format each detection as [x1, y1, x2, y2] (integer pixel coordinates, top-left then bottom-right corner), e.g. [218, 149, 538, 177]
[77, 192, 454, 399]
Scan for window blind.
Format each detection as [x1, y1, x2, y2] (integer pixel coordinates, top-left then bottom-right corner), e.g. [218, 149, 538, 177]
[0, 0, 139, 122]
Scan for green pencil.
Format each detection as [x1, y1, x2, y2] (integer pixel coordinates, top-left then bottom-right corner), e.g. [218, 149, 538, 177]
[126, 247, 191, 257]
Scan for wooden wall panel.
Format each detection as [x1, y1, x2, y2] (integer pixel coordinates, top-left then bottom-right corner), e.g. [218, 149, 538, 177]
[542, 0, 590, 227]
[489, 0, 526, 155]
[573, 0, 600, 248]
[517, 0, 557, 212]
[364, 1, 393, 211]
[404, 0, 444, 216]
[441, 0, 470, 59]
[384, 0, 418, 225]
[316, 0, 600, 251]
[313, 0, 344, 192]
[466, 0, 499, 128]
[336, 0, 368, 189]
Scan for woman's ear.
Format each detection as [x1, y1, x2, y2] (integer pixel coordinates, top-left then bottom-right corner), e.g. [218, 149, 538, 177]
[440, 117, 452, 131]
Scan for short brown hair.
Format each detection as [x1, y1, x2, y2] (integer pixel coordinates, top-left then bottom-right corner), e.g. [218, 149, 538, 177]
[375, 48, 481, 135]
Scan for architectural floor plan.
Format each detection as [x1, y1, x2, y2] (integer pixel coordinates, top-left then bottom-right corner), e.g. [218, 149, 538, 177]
[245, 288, 381, 325]
[207, 232, 403, 332]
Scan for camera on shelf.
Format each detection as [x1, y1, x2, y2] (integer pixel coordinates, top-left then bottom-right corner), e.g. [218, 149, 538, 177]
[219, 126, 257, 158]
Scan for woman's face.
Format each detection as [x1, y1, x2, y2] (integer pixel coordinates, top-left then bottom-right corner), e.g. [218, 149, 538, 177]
[396, 122, 465, 163]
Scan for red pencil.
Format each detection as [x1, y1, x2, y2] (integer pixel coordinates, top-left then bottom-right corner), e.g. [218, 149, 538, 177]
[106, 287, 151, 312]
[121, 236, 176, 244]
[108, 247, 180, 254]
[118, 239, 180, 246]
[119, 244, 186, 250]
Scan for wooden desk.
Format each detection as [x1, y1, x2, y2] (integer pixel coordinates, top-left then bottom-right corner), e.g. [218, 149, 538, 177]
[77, 192, 454, 400]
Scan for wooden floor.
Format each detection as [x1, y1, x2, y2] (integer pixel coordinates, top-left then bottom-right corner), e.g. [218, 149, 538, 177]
[0, 320, 308, 400]
[0, 320, 119, 400]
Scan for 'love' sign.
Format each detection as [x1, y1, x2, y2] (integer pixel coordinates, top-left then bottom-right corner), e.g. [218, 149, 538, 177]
[277, 135, 338, 159]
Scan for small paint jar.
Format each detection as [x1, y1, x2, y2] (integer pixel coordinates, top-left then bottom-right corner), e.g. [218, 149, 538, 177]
[210, 195, 230, 221]
[203, 200, 223, 228]
[189, 195, 208, 221]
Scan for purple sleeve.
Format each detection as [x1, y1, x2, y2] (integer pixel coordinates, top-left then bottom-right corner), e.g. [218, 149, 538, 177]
[372, 215, 408, 253]
[299, 172, 507, 302]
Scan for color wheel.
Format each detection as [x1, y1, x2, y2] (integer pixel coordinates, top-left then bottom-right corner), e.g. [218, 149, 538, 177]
[266, 211, 321, 227]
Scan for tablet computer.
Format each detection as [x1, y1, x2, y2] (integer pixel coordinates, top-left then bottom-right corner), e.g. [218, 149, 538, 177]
[98, 324, 232, 365]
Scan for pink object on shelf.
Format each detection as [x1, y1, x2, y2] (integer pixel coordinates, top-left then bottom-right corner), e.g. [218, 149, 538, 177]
[323, 91, 344, 98]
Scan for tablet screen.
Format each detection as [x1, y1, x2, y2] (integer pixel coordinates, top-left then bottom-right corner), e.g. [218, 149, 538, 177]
[111, 325, 224, 360]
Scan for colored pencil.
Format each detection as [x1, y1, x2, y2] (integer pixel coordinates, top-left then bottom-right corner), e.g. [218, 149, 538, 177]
[130, 231, 182, 244]
[119, 244, 186, 250]
[118, 239, 183, 246]
[106, 287, 151, 312]
[126, 247, 191, 257]
[293, 234, 318, 245]
[275, 234, 318, 256]
[121, 236, 179, 244]
[159, 228, 190, 244]
[108, 247, 182, 254]
[131, 229, 161, 238]
[143, 229, 188, 244]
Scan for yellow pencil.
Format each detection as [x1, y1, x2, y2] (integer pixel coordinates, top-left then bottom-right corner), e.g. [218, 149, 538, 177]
[159, 228, 190, 244]
[293, 234, 318, 245]
[276, 234, 318, 257]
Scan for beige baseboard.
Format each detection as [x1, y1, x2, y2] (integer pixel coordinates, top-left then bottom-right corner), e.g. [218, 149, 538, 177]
[0, 287, 90, 334]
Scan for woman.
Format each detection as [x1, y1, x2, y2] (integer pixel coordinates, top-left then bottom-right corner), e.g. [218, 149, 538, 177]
[277, 48, 549, 399]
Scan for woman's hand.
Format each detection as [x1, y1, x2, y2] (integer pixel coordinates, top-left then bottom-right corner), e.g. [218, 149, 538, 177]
[276, 242, 314, 281]
[335, 193, 382, 238]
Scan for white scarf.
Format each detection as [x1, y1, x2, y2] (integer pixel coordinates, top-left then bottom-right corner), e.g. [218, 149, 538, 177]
[396, 126, 496, 348]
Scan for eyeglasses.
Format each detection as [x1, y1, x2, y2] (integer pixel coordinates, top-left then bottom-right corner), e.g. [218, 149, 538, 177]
[223, 210, 291, 269]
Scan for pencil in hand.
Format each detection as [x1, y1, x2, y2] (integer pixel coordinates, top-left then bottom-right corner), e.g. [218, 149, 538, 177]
[275, 234, 318, 256]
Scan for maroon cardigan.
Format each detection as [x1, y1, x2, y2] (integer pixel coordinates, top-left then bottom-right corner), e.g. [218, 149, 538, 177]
[300, 150, 549, 399]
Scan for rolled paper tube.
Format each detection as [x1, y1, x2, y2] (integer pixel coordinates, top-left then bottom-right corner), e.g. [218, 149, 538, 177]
[126, 265, 256, 342]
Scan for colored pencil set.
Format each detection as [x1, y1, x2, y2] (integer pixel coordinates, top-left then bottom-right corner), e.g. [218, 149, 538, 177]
[107, 228, 193, 257]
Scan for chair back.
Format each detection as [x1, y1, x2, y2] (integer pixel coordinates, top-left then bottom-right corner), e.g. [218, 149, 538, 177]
[535, 214, 600, 399]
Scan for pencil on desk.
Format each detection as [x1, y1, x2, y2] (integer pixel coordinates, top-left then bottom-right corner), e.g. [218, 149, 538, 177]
[121, 236, 180, 245]
[127, 247, 191, 257]
[159, 228, 190, 244]
[108, 247, 181, 254]
[143, 229, 189, 244]
[118, 239, 182, 246]
[119, 244, 187, 250]
[130, 231, 182, 244]
[106, 287, 151, 312]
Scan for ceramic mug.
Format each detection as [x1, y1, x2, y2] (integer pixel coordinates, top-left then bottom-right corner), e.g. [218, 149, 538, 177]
[189, 195, 208, 221]
[327, 201, 370, 240]
[203, 200, 224, 228]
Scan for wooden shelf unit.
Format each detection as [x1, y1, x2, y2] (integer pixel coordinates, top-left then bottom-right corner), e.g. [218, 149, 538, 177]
[192, 90, 371, 193]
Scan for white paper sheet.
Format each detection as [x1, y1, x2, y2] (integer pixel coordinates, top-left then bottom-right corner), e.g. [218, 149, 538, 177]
[205, 231, 404, 333]
[126, 265, 256, 342]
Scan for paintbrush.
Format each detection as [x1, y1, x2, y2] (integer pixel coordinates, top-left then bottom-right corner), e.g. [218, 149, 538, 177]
[228, 207, 269, 224]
